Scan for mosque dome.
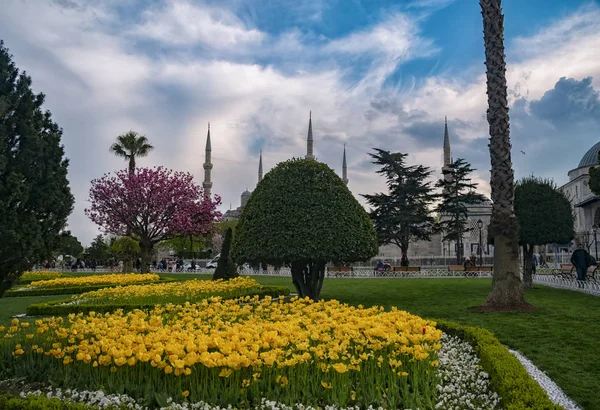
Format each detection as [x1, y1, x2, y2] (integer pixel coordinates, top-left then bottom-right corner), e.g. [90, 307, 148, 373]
[241, 189, 251, 197]
[578, 141, 600, 168]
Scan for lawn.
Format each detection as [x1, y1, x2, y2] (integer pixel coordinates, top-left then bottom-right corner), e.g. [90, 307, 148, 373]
[1, 275, 598, 409]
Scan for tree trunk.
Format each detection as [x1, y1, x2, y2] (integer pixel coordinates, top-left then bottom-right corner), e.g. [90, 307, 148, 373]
[522, 244, 533, 289]
[122, 260, 133, 273]
[291, 260, 326, 301]
[139, 240, 153, 274]
[485, 235, 524, 306]
[128, 156, 135, 174]
[481, 0, 527, 308]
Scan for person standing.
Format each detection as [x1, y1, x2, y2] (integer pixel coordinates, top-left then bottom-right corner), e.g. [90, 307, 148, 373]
[532, 253, 537, 275]
[571, 244, 593, 285]
[401, 253, 409, 267]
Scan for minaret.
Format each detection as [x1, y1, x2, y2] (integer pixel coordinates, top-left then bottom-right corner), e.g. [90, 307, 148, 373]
[443, 116, 451, 166]
[305, 111, 315, 160]
[442, 116, 453, 185]
[202, 123, 213, 197]
[258, 150, 263, 183]
[342, 144, 348, 185]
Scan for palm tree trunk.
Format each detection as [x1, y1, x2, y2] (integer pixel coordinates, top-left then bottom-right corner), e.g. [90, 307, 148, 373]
[128, 156, 135, 174]
[480, 0, 527, 308]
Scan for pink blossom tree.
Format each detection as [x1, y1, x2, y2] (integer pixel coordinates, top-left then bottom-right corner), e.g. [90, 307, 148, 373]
[86, 167, 221, 272]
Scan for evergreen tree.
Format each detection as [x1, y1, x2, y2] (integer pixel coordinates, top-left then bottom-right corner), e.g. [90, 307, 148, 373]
[515, 177, 574, 288]
[435, 158, 487, 264]
[57, 231, 84, 258]
[362, 149, 439, 256]
[86, 235, 111, 263]
[0, 41, 73, 295]
[213, 228, 237, 280]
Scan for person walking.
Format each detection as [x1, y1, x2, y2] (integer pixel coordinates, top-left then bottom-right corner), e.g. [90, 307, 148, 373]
[571, 244, 593, 287]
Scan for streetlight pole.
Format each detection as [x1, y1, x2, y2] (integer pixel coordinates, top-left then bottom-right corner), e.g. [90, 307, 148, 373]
[477, 219, 483, 266]
[593, 224, 598, 261]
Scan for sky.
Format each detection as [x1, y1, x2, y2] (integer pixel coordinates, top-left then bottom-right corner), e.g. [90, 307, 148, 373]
[2, 0, 600, 245]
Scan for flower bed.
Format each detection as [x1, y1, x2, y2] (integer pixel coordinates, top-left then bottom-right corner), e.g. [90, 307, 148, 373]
[18, 270, 64, 284]
[5, 273, 165, 297]
[436, 320, 561, 410]
[1, 297, 442, 409]
[26, 285, 291, 316]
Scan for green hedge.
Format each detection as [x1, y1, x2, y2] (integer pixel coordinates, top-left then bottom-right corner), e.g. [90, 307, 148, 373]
[26, 286, 291, 316]
[0, 393, 97, 410]
[435, 320, 562, 410]
[5, 276, 176, 297]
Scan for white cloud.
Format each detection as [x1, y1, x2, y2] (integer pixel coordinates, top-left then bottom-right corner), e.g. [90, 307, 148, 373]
[134, 0, 264, 48]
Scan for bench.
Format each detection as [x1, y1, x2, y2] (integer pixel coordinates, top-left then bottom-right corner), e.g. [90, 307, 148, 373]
[328, 266, 354, 277]
[448, 265, 464, 272]
[557, 264, 575, 279]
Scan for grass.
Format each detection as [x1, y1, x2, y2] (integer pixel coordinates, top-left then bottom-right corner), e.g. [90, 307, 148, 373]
[0, 275, 598, 408]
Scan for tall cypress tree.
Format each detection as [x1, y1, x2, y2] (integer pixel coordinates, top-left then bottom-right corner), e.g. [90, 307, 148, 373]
[0, 41, 74, 295]
[213, 228, 237, 280]
[436, 158, 487, 264]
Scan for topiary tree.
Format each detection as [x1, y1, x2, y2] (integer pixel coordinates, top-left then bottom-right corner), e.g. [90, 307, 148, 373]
[231, 158, 378, 300]
[111, 236, 141, 273]
[213, 228, 238, 281]
[515, 177, 574, 288]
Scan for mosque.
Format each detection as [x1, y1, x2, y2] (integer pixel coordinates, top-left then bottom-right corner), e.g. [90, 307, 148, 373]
[559, 141, 600, 252]
[200, 114, 348, 222]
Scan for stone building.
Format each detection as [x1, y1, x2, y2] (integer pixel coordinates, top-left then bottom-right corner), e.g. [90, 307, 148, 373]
[559, 141, 600, 252]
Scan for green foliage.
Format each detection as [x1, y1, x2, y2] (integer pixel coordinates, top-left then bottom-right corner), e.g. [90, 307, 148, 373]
[588, 151, 600, 197]
[231, 158, 377, 300]
[215, 219, 238, 234]
[56, 231, 83, 258]
[435, 158, 487, 262]
[515, 176, 574, 246]
[158, 235, 206, 258]
[26, 286, 290, 316]
[362, 149, 439, 254]
[110, 236, 140, 262]
[0, 393, 96, 410]
[109, 130, 153, 173]
[435, 320, 561, 410]
[213, 228, 238, 281]
[0, 41, 74, 296]
[5, 277, 173, 297]
[232, 158, 378, 264]
[84, 235, 111, 262]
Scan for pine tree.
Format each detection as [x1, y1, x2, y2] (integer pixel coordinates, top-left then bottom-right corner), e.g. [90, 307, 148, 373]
[436, 158, 487, 264]
[362, 149, 439, 256]
[213, 228, 238, 281]
[0, 41, 74, 295]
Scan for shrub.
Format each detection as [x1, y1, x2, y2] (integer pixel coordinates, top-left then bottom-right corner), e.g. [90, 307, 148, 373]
[0, 393, 94, 410]
[435, 320, 561, 410]
[213, 227, 238, 281]
[231, 158, 378, 300]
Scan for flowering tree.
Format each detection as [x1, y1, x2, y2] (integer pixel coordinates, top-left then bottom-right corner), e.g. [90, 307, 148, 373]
[86, 167, 221, 272]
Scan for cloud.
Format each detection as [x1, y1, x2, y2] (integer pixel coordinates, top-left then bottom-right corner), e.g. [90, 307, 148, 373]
[133, 0, 264, 48]
[529, 77, 600, 125]
[325, 13, 438, 60]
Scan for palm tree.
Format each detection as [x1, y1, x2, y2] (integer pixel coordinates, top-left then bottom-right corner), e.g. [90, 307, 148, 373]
[109, 131, 154, 173]
[480, 0, 527, 308]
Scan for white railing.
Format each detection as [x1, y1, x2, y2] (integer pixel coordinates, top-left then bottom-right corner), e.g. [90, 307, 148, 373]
[532, 274, 600, 296]
[237, 267, 493, 278]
